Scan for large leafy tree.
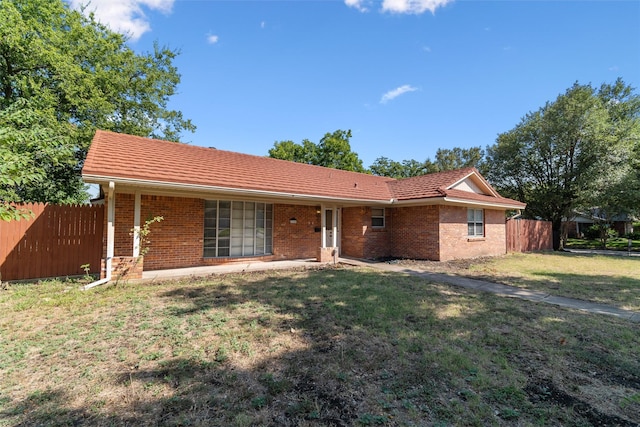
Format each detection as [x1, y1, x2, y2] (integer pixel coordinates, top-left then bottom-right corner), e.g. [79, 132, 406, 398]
[485, 79, 640, 250]
[370, 157, 436, 178]
[268, 130, 366, 173]
[370, 146, 484, 178]
[0, 99, 77, 219]
[0, 0, 195, 205]
[435, 147, 485, 172]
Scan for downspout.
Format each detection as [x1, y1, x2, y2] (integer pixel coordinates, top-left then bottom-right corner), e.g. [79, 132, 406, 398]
[83, 181, 115, 290]
[508, 210, 522, 220]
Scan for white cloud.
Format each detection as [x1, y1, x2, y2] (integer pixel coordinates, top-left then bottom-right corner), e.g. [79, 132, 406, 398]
[261, 21, 266, 29]
[344, 0, 369, 12]
[68, 0, 174, 41]
[207, 34, 219, 44]
[380, 85, 418, 104]
[381, 0, 453, 14]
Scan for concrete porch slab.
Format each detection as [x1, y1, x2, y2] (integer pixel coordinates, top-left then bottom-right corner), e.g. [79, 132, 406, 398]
[140, 259, 319, 282]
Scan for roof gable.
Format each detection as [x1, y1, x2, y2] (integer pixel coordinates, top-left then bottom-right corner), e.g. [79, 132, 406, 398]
[451, 177, 483, 193]
[447, 170, 498, 197]
[389, 167, 505, 200]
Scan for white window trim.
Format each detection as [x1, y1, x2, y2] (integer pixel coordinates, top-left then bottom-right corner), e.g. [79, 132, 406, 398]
[467, 208, 484, 237]
[371, 207, 385, 228]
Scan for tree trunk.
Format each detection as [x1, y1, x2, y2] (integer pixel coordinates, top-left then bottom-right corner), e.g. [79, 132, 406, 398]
[552, 218, 563, 251]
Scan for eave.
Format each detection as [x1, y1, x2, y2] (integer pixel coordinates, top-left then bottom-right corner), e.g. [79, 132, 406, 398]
[391, 196, 526, 210]
[82, 174, 393, 206]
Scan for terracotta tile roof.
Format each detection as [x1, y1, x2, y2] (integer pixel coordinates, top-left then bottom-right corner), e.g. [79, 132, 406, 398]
[388, 167, 525, 208]
[83, 130, 525, 209]
[83, 130, 395, 201]
[388, 168, 478, 200]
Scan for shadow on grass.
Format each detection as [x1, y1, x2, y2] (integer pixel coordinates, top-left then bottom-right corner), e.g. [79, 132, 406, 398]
[2, 267, 639, 426]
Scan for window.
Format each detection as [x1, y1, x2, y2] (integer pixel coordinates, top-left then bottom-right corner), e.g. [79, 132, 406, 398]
[467, 208, 484, 237]
[204, 200, 272, 257]
[371, 208, 385, 228]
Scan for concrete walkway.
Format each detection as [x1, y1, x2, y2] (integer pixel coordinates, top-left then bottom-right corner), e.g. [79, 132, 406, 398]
[340, 258, 640, 323]
[141, 258, 318, 281]
[140, 257, 639, 323]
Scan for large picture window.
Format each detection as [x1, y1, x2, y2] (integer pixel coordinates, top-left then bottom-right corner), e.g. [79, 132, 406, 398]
[467, 208, 484, 237]
[204, 200, 273, 257]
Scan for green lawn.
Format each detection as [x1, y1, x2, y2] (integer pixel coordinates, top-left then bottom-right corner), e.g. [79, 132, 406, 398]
[565, 237, 640, 251]
[0, 261, 638, 426]
[466, 252, 640, 311]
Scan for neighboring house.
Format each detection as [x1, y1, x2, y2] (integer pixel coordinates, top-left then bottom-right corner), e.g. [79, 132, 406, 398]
[82, 130, 526, 280]
[565, 211, 635, 238]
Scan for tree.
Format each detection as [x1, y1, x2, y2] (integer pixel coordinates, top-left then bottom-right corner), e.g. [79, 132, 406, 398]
[370, 157, 436, 178]
[584, 80, 640, 217]
[315, 130, 366, 173]
[0, 99, 76, 220]
[485, 80, 640, 250]
[370, 146, 484, 178]
[435, 147, 485, 172]
[268, 130, 366, 173]
[0, 0, 195, 204]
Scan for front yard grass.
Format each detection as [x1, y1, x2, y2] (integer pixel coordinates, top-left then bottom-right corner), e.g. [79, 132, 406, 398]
[565, 237, 640, 251]
[463, 252, 640, 311]
[1, 260, 638, 426]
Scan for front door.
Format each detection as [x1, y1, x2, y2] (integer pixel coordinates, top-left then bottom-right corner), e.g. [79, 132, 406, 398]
[325, 209, 333, 247]
[324, 208, 340, 250]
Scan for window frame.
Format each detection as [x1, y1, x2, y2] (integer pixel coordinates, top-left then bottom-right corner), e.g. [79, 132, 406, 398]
[371, 207, 385, 228]
[467, 208, 484, 237]
[204, 200, 273, 258]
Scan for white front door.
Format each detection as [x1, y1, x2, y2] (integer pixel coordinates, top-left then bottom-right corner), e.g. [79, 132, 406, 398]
[323, 208, 340, 250]
[325, 209, 333, 246]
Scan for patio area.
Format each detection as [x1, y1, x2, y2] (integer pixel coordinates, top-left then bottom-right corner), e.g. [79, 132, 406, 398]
[140, 258, 323, 282]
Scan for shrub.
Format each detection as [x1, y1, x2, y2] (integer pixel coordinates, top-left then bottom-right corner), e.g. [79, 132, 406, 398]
[584, 224, 617, 242]
[583, 225, 602, 240]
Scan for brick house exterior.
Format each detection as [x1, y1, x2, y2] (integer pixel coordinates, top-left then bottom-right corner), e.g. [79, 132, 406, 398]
[83, 130, 525, 280]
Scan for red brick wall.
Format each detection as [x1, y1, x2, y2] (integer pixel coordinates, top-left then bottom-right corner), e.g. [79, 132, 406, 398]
[111, 256, 144, 281]
[273, 204, 321, 260]
[104, 190, 508, 272]
[389, 205, 440, 260]
[342, 207, 391, 259]
[107, 195, 325, 272]
[438, 206, 506, 261]
[113, 193, 134, 257]
[140, 195, 204, 270]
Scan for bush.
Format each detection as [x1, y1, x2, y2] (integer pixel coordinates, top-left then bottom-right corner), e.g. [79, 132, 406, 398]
[584, 225, 601, 240]
[584, 224, 618, 241]
[625, 232, 640, 240]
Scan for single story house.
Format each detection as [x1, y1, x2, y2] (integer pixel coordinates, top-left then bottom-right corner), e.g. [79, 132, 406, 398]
[565, 211, 635, 238]
[82, 130, 526, 280]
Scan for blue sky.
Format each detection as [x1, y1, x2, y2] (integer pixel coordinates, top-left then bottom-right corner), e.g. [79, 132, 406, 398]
[70, 0, 640, 168]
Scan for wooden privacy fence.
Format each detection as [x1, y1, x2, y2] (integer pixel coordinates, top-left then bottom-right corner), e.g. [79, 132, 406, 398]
[0, 203, 104, 281]
[506, 218, 553, 253]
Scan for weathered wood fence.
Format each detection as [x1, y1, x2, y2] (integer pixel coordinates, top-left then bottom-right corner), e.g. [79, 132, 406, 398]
[506, 218, 553, 253]
[0, 203, 104, 281]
